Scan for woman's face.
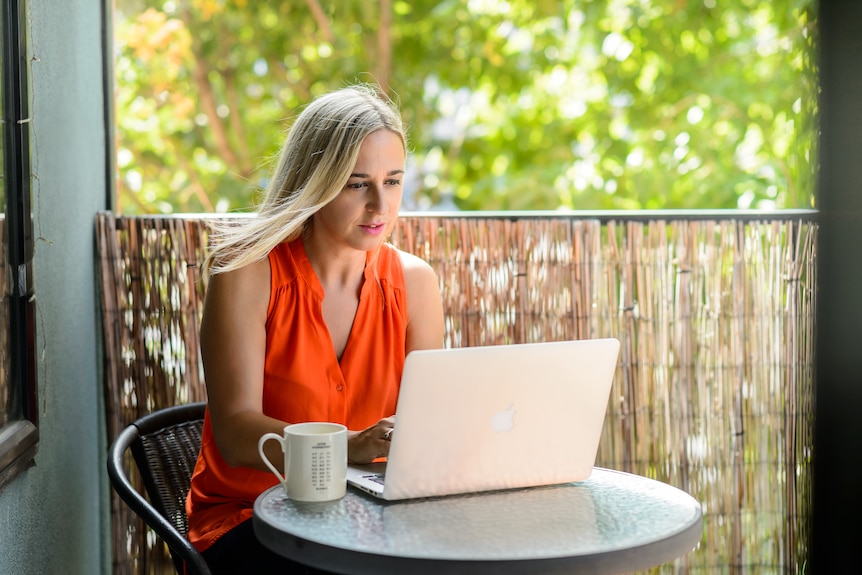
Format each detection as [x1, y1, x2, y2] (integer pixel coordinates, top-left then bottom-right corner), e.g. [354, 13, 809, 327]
[312, 129, 405, 252]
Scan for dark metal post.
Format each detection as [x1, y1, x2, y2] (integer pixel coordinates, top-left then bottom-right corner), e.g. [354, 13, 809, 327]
[812, 0, 862, 569]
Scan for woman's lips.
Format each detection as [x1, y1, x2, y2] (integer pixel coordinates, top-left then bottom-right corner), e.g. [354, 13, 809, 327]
[360, 223, 386, 235]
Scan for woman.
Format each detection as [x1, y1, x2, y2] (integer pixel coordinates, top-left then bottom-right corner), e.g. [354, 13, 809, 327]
[186, 84, 446, 574]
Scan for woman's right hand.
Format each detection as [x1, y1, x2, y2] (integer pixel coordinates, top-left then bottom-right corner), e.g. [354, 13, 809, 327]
[347, 417, 395, 464]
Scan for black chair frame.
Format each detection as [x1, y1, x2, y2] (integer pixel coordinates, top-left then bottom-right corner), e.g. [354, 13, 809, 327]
[108, 402, 212, 575]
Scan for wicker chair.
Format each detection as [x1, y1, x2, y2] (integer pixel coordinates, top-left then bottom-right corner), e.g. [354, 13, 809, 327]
[107, 402, 212, 575]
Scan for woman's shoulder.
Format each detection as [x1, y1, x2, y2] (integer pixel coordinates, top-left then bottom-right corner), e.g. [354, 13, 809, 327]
[205, 255, 271, 315]
[388, 245, 445, 342]
[380, 243, 433, 276]
[387, 245, 437, 289]
[211, 255, 271, 288]
[268, 239, 306, 286]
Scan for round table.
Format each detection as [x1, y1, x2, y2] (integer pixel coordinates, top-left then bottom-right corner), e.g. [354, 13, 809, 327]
[253, 467, 703, 575]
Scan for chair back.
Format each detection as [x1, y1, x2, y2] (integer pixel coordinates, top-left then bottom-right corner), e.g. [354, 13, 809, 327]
[108, 402, 211, 575]
[131, 403, 205, 539]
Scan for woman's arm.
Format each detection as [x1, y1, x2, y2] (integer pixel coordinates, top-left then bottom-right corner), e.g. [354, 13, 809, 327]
[345, 251, 444, 465]
[200, 258, 287, 472]
[401, 251, 446, 353]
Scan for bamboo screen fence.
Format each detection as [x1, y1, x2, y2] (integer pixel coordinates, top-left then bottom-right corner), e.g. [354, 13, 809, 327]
[96, 211, 816, 575]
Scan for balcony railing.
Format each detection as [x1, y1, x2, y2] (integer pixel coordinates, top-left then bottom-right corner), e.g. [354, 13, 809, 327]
[96, 210, 817, 574]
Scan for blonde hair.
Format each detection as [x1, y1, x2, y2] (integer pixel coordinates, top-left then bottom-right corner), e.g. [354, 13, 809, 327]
[204, 84, 406, 276]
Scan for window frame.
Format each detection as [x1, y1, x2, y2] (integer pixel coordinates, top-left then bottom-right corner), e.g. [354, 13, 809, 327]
[0, 0, 37, 492]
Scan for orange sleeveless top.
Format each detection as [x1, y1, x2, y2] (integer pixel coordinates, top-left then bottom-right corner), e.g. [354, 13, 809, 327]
[186, 239, 408, 552]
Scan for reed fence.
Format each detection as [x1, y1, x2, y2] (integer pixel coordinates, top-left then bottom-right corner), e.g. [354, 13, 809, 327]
[96, 211, 816, 575]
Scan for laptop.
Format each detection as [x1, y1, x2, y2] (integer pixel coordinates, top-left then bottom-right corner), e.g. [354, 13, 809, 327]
[346, 338, 620, 501]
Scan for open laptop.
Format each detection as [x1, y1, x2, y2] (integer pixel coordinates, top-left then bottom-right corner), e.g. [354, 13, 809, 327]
[347, 338, 620, 501]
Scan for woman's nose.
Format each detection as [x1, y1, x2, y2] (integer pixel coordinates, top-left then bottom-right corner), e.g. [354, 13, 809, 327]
[366, 186, 389, 214]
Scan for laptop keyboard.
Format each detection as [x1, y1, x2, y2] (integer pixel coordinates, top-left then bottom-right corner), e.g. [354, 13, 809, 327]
[363, 473, 386, 486]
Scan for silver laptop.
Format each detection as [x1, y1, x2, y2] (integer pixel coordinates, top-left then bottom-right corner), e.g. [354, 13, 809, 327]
[347, 338, 620, 501]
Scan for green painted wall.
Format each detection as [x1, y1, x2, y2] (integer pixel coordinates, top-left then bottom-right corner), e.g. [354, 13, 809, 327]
[0, 0, 109, 573]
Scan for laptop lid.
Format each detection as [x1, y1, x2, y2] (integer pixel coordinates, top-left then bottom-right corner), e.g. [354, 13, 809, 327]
[348, 338, 620, 500]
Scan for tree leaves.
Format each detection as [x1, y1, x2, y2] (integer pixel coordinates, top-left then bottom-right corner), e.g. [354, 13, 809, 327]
[113, 0, 817, 214]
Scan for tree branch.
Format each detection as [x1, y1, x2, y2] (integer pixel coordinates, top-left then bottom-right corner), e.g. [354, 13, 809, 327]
[182, 6, 240, 170]
[376, 0, 392, 94]
[304, 0, 333, 43]
[171, 141, 216, 212]
[223, 69, 253, 177]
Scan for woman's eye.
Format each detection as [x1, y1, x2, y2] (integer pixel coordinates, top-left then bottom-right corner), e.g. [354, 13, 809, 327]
[347, 182, 367, 190]
[385, 179, 402, 186]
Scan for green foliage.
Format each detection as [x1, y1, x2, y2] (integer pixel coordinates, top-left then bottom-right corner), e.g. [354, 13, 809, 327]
[113, 0, 818, 214]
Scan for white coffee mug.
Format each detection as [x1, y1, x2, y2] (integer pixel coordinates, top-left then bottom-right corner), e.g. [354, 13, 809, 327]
[258, 422, 348, 502]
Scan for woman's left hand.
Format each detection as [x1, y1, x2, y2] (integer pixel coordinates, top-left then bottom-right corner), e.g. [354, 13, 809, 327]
[347, 417, 395, 464]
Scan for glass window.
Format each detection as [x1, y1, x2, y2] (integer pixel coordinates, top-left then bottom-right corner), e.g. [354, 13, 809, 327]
[0, 0, 37, 492]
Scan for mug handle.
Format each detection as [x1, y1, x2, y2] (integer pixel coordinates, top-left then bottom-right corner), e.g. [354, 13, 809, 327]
[258, 432, 288, 486]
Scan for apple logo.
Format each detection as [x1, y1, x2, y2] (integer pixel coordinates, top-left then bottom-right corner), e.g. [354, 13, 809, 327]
[491, 404, 516, 433]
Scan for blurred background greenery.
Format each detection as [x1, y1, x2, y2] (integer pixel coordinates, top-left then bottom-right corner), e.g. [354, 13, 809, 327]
[112, 0, 817, 214]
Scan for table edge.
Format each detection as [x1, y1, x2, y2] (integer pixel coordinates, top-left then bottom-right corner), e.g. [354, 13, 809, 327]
[253, 468, 704, 575]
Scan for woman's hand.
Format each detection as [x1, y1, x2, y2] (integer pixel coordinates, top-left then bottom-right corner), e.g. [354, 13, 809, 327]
[347, 417, 395, 464]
